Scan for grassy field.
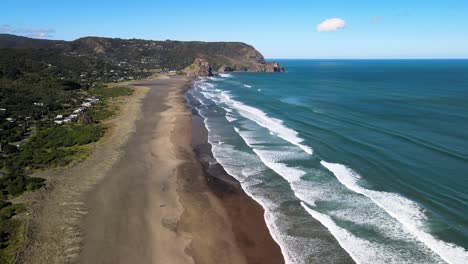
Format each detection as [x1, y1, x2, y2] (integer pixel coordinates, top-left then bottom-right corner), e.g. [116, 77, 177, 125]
[88, 86, 133, 121]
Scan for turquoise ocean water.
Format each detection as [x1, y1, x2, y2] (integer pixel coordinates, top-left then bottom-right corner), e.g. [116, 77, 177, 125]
[186, 60, 468, 264]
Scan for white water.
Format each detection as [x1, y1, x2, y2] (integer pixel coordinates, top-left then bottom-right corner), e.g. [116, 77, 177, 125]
[321, 161, 468, 264]
[233, 119, 443, 263]
[216, 92, 313, 155]
[219, 73, 233, 78]
[188, 77, 468, 264]
[301, 202, 415, 264]
[200, 110, 302, 264]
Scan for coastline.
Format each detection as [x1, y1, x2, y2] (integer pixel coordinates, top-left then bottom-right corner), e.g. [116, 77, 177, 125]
[190, 90, 285, 264]
[16, 74, 283, 263]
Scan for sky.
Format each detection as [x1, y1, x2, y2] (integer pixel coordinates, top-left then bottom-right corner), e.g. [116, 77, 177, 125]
[2, 0, 468, 59]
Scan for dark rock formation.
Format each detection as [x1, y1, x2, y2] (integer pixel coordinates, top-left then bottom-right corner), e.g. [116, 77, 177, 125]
[217, 65, 235, 72]
[264, 62, 285, 73]
[183, 58, 213, 77]
[217, 61, 285, 73]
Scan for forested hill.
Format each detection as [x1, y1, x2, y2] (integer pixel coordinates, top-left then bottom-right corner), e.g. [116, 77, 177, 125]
[0, 34, 281, 84]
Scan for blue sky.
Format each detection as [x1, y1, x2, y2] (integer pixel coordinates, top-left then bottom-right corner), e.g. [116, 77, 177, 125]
[2, 0, 468, 58]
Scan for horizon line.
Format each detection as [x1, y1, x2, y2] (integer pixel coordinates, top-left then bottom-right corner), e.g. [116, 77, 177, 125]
[267, 58, 468, 60]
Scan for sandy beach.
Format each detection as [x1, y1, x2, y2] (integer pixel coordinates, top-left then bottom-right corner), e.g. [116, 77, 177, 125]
[17, 75, 283, 264]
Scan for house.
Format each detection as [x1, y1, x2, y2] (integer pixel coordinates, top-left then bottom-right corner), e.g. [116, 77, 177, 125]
[70, 114, 78, 119]
[82, 102, 92, 107]
[63, 118, 72, 123]
[55, 114, 63, 119]
[54, 120, 63, 125]
[6, 117, 16, 122]
[73, 108, 83, 113]
[85, 97, 100, 103]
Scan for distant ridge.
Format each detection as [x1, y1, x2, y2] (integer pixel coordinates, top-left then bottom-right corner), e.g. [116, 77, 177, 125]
[0, 34, 283, 74]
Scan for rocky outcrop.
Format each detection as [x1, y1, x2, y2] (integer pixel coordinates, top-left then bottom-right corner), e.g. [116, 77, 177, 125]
[217, 61, 285, 73]
[264, 62, 285, 72]
[217, 65, 235, 72]
[183, 58, 213, 77]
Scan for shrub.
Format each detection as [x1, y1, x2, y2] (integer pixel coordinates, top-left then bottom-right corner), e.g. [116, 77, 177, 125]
[89, 87, 133, 99]
[2, 145, 18, 155]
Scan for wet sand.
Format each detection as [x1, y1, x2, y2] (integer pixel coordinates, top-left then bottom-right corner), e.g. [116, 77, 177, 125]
[78, 75, 284, 263]
[16, 75, 283, 263]
[191, 110, 285, 264]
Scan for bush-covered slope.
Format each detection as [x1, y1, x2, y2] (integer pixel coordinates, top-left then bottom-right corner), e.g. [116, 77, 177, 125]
[0, 34, 280, 78]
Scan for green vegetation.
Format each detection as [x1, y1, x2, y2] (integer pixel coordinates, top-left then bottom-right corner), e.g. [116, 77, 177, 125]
[3, 124, 105, 173]
[0, 83, 129, 262]
[0, 218, 24, 264]
[89, 86, 133, 99]
[0, 202, 26, 264]
[87, 103, 113, 121]
[184, 64, 200, 72]
[0, 33, 271, 263]
[0, 39, 135, 262]
[87, 87, 132, 121]
[0, 34, 267, 78]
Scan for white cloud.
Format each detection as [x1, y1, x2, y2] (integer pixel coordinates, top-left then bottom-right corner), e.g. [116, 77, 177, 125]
[18, 28, 55, 38]
[316, 18, 347, 32]
[0, 24, 55, 38]
[0, 25, 13, 33]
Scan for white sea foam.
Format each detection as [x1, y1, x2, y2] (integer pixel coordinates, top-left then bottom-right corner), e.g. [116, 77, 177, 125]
[321, 161, 468, 264]
[243, 84, 252, 88]
[219, 73, 233, 78]
[225, 115, 237, 122]
[217, 93, 313, 155]
[222, 107, 233, 113]
[195, 81, 216, 92]
[198, 84, 312, 154]
[191, 83, 364, 264]
[252, 149, 306, 182]
[301, 202, 406, 264]
[208, 76, 223, 81]
[224, 91, 445, 262]
[189, 79, 466, 264]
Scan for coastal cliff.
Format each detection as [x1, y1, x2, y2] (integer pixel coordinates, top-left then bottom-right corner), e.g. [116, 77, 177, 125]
[0, 34, 284, 84]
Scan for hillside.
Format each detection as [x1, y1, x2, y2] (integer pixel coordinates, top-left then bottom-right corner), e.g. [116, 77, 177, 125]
[0, 34, 285, 263]
[0, 34, 283, 84]
[0, 34, 284, 178]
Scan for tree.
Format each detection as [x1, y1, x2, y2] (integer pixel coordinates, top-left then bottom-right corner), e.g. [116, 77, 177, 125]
[2, 145, 18, 155]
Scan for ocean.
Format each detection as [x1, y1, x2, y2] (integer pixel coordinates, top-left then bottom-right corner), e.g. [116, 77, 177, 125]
[185, 60, 468, 264]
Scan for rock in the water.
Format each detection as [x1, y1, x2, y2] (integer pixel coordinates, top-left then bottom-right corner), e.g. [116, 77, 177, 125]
[217, 61, 285, 73]
[264, 61, 285, 72]
[218, 65, 235, 72]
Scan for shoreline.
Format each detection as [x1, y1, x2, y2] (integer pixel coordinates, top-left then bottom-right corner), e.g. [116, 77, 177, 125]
[189, 90, 285, 264]
[16, 75, 284, 263]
